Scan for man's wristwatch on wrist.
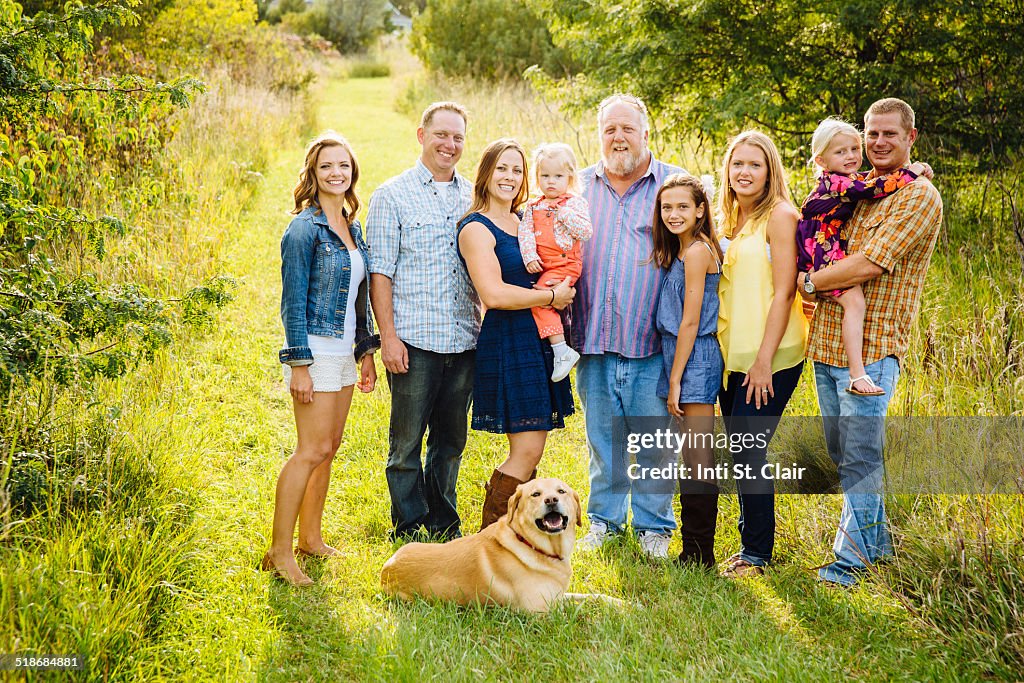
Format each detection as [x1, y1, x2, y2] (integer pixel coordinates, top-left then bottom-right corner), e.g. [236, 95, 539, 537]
[803, 272, 817, 295]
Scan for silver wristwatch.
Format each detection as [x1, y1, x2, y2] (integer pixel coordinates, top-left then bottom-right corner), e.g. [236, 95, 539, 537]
[803, 272, 816, 295]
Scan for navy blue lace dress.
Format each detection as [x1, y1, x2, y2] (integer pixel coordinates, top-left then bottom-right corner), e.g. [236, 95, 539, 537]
[458, 212, 574, 434]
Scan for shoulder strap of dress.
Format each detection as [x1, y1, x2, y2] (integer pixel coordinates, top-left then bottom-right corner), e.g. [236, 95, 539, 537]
[474, 211, 495, 228]
[460, 212, 506, 242]
[458, 210, 484, 228]
[701, 240, 721, 269]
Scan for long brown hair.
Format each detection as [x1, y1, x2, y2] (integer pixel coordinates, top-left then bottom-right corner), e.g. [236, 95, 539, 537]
[650, 173, 722, 269]
[462, 138, 529, 221]
[292, 131, 360, 218]
[716, 130, 790, 239]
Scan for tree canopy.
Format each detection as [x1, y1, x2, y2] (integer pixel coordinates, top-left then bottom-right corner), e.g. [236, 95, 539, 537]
[523, 0, 1024, 161]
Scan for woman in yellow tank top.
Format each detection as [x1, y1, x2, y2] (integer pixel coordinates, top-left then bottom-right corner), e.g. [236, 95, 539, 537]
[715, 131, 807, 578]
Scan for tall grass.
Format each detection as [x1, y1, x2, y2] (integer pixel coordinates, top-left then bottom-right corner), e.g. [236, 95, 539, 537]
[0, 56, 315, 677]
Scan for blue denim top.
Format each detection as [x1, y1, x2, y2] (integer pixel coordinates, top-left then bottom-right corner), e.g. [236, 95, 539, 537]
[279, 205, 379, 366]
[655, 243, 721, 340]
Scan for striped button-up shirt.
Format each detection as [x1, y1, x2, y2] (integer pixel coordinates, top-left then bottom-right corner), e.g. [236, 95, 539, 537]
[575, 156, 684, 358]
[807, 177, 943, 366]
[366, 160, 480, 353]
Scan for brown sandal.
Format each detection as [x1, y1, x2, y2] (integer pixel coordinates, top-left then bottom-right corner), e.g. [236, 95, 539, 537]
[721, 556, 765, 579]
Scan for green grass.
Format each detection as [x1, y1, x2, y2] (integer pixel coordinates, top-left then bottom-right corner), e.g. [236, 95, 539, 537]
[348, 59, 391, 79]
[2, 70, 1021, 680]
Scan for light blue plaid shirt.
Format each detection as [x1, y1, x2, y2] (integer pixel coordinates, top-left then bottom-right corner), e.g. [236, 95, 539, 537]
[366, 160, 480, 353]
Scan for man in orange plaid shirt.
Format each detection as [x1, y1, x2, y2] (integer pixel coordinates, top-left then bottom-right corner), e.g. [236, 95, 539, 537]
[797, 98, 943, 587]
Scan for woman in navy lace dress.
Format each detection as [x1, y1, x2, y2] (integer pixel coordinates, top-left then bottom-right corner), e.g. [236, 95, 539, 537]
[457, 138, 576, 529]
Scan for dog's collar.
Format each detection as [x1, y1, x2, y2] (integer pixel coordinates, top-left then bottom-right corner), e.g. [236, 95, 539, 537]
[514, 531, 563, 561]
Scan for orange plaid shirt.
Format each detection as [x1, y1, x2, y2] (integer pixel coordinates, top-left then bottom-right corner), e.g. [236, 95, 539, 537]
[806, 177, 943, 367]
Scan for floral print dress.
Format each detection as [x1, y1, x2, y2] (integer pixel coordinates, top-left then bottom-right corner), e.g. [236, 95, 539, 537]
[796, 169, 918, 277]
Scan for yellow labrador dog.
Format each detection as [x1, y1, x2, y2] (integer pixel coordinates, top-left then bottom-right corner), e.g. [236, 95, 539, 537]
[382, 478, 618, 613]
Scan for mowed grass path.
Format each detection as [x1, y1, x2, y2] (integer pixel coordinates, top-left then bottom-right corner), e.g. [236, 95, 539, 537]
[194, 74, 989, 680]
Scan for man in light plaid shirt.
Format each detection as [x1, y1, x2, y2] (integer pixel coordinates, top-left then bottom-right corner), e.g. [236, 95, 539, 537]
[798, 98, 943, 586]
[366, 102, 480, 541]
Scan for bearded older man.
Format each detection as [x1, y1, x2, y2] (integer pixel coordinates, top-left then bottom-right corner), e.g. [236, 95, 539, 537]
[573, 94, 685, 559]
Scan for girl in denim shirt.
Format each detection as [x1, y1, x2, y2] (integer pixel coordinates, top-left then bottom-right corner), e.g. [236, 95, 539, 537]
[263, 131, 379, 586]
[651, 173, 723, 569]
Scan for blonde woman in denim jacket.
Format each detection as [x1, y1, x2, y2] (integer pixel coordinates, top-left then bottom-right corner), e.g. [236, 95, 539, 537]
[263, 132, 380, 586]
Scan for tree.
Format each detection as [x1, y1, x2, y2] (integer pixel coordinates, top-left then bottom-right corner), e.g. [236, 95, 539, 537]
[277, 0, 388, 53]
[530, 0, 1024, 161]
[1, 0, 230, 390]
[412, 0, 574, 81]
[264, 0, 305, 24]
[390, 0, 426, 16]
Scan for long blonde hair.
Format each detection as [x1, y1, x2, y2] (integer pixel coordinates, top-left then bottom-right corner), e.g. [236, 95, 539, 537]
[292, 131, 360, 218]
[462, 138, 529, 221]
[717, 130, 791, 238]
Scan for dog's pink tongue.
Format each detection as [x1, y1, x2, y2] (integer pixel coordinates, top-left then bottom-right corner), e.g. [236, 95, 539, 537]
[544, 515, 561, 530]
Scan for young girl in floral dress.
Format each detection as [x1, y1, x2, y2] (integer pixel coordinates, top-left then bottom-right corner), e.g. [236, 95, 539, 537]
[797, 117, 929, 395]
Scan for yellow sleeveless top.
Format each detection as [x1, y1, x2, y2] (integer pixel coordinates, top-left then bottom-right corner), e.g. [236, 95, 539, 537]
[717, 207, 807, 381]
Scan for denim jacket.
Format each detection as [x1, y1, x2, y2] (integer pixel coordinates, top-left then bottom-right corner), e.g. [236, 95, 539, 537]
[279, 206, 380, 366]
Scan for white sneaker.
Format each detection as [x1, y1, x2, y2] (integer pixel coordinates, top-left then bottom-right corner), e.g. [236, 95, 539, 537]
[551, 347, 581, 382]
[638, 531, 671, 560]
[577, 520, 613, 551]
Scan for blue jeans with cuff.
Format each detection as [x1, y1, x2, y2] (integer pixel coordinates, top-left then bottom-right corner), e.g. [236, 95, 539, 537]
[814, 355, 899, 586]
[577, 353, 676, 535]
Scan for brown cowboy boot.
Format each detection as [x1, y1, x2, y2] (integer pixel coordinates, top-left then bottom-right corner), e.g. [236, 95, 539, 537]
[480, 469, 526, 530]
[678, 484, 719, 569]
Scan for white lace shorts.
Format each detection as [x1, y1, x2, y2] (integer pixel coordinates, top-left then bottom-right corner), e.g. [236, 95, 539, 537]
[283, 354, 358, 393]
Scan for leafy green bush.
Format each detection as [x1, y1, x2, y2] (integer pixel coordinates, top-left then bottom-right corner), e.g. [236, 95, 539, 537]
[411, 0, 574, 81]
[0, 1, 228, 392]
[264, 0, 305, 23]
[277, 0, 389, 54]
[144, 0, 257, 67]
[1, 0, 313, 672]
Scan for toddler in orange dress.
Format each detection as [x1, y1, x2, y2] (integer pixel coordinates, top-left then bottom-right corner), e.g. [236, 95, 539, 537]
[518, 143, 592, 381]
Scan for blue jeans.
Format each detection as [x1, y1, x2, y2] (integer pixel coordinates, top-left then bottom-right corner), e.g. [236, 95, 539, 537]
[719, 361, 804, 566]
[385, 345, 475, 539]
[577, 353, 676, 534]
[814, 356, 900, 586]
